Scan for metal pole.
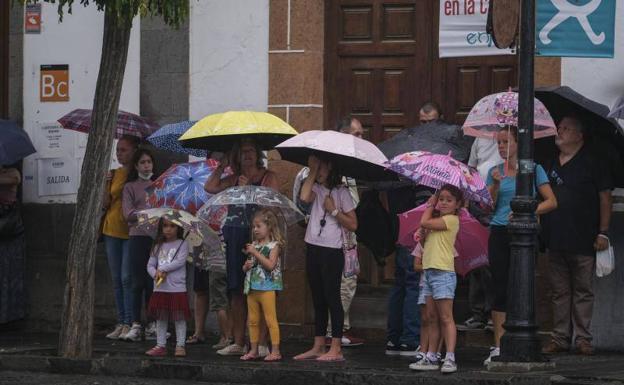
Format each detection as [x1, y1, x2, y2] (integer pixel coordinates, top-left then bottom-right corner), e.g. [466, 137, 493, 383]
[498, 0, 543, 362]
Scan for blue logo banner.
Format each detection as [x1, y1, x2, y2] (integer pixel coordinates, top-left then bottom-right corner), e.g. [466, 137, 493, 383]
[536, 0, 615, 58]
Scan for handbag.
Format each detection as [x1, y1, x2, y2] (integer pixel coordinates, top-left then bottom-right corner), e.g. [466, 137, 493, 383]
[0, 202, 24, 238]
[338, 189, 359, 278]
[98, 169, 115, 242]
[596, 237, 615, 278]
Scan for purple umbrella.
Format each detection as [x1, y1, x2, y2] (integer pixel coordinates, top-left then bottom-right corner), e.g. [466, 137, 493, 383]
[386, 151, 492, 207]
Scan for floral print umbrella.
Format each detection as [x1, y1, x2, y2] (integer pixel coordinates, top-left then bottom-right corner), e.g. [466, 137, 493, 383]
[386, 151, 492, 207]
[146, 159, 222, 215]
[462, 90, 557, 139]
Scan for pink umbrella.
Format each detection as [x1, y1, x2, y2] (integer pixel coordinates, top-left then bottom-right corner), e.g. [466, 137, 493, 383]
[58, 108, 159, 139]
[397, 204, 489, 277]
[386, 151, 493, 207]
[276, 130, 394, 181]
[462, 90, 557, 139]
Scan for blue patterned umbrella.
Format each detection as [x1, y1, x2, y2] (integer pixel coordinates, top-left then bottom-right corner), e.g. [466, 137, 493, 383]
[146, 159, 221, 215]
[147, 121, 208, 157]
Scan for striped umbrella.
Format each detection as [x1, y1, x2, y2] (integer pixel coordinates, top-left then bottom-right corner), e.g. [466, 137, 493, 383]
[58, 109, 159, 139]
[147, 121, 208, 157]
[386, 151, 492, 207]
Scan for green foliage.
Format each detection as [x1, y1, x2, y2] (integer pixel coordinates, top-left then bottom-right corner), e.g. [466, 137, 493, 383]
[23, 0, 189, 27]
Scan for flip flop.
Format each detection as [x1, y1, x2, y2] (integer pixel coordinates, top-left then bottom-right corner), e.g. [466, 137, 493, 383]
[293, 354, 321, 361]
[316, 356, 346, 362]
[185, 335, 206, 344]
[264, 353, 283, 362]
[240, 353, 260, 361]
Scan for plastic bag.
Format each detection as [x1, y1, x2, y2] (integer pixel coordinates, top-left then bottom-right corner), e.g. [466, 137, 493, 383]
[596, 240, 615, 277]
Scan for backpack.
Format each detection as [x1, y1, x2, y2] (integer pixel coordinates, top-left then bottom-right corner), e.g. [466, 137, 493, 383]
[355, 190, 397, 266]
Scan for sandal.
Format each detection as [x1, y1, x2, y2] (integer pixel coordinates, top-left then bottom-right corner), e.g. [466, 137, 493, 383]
[186, 335, 206, 344]
[240, 352, 259, 361]
[264, 352, 282, 362]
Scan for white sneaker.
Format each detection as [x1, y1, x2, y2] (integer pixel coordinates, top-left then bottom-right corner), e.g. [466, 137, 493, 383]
[441, 359, 458, 374]
[483, 347, 500, 366]
[217, 343, 247, 356]
[124, 324, 142, 342]
[118, 324, 131, 340]
[106, 324, 125, 340]
[258, 345, 270, 358]
[409, 357, 440, 371]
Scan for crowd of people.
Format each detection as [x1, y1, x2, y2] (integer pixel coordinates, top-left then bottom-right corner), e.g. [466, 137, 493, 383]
[96, 102, 613, 374]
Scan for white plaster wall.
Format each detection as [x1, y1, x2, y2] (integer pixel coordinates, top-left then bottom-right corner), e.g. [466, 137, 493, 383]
[21, 3, 140, 203]
[561, 0, 624, 107]
[189, 0, 269, 120]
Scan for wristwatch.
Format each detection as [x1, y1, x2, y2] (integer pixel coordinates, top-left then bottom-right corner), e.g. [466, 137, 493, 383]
[330, 209, 340, 217]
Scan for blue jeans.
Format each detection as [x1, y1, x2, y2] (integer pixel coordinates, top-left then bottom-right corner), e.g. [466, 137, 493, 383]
[104, 235, 131, 325]
[387, 246, 420, 347]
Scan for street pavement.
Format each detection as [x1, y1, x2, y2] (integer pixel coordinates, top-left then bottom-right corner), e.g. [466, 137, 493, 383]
[1, 332, 624, 385]
[0, 371, 246, 385]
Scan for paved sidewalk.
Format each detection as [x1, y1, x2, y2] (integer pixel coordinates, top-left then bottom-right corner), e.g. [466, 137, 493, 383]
[0, 332, 623, 385]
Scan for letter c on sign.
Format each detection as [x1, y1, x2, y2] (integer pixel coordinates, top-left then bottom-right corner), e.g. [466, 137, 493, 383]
[57, 81, 68, 97]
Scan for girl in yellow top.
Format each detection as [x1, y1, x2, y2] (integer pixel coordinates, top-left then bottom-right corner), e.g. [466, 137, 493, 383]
[103, 135, 140, 340]
[411, 184, 462, 374]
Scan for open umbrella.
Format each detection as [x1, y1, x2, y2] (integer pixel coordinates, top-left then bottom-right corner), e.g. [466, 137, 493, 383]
[535, 86, 624, 187]
[0, 120, 36, 165]
[179, 111, 298, 152]
[146, 159, 222, 215]
[147, 121, 208, 157]
[58, 109, 159, 139]
[136, 208, 223, 272]
[386, 151, 492, 207]
[463, 90, 557, 139]
[377, 121, 473, 161]
[197, 185, 304, 228]
[276, 130, 395, 181]
[609, 95, 624, 120]
[397, 204, 489, 277]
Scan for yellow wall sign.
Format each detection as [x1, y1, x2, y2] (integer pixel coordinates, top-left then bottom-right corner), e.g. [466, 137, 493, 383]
[40, 64, 69, 102]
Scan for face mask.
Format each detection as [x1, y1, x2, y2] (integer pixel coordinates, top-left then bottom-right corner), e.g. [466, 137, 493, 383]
[138, 172, 153, 181]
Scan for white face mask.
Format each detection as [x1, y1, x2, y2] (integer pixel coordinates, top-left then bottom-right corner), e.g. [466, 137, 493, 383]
[138, 172, 153, 181]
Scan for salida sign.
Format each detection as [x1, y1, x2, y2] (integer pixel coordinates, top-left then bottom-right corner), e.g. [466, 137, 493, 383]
[40, 64, 69, 102]
[439, 0, 514, 57]
[37, 157, 78, 196]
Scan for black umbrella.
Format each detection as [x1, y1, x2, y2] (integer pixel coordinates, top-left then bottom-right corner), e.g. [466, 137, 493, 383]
[535, 86, 624, 187]
[0, 120, 36, 165]
[377, 120, 474, 161]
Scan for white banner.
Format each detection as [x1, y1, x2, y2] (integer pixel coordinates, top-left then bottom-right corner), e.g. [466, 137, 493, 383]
[37, 157, 78, 196]
[37, 122, 70, 158]
[439, 0, 514, 58]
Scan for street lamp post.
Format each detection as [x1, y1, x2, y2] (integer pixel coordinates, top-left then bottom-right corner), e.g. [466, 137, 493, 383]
[498, 0, 544, 362]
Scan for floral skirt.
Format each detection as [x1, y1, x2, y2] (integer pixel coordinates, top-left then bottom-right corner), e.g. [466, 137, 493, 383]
[147, 292, 191, 321]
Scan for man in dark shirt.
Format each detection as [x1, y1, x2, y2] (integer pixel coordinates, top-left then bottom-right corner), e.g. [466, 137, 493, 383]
[541, 115, 613, 356]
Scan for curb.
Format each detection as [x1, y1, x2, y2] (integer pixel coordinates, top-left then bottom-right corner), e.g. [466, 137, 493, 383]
[0, 354, 556, 385]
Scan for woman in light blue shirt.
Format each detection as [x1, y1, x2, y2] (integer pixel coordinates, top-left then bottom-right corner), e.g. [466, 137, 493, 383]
[483, 126, 557, 365]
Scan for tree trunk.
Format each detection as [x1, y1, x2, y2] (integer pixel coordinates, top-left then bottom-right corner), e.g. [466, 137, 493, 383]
[58, 8, 133, 359]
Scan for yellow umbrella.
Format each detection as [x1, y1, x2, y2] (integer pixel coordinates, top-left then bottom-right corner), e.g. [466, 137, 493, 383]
[179, 111, 298, 152]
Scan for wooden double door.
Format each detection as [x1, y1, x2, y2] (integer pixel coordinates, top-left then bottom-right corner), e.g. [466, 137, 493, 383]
[325, 0, 518, 141]
[324, 0, 517, 285]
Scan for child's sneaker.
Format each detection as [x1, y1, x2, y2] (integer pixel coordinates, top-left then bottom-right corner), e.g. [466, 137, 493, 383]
[441, 359, 458, 373]
[212, 337, 233, 350]
[385, 341, 401, 356]
[258, 345, 270, 358]
[145, 322, 157, 340]
[409, 357, 440, 371]
[124, 323, 142, 342]
[483, 346, 500, 366]
[175, 346, 187, 357]
[106, 324, 125, 340]
[145, 346, 166, 357]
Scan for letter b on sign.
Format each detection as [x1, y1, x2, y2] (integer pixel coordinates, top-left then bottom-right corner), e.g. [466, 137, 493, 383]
[40, 65, 69, 102]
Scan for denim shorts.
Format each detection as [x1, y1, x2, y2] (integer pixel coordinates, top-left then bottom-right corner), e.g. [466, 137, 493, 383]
[417, 275, 427, 305]
[420, 269, 457, 300]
